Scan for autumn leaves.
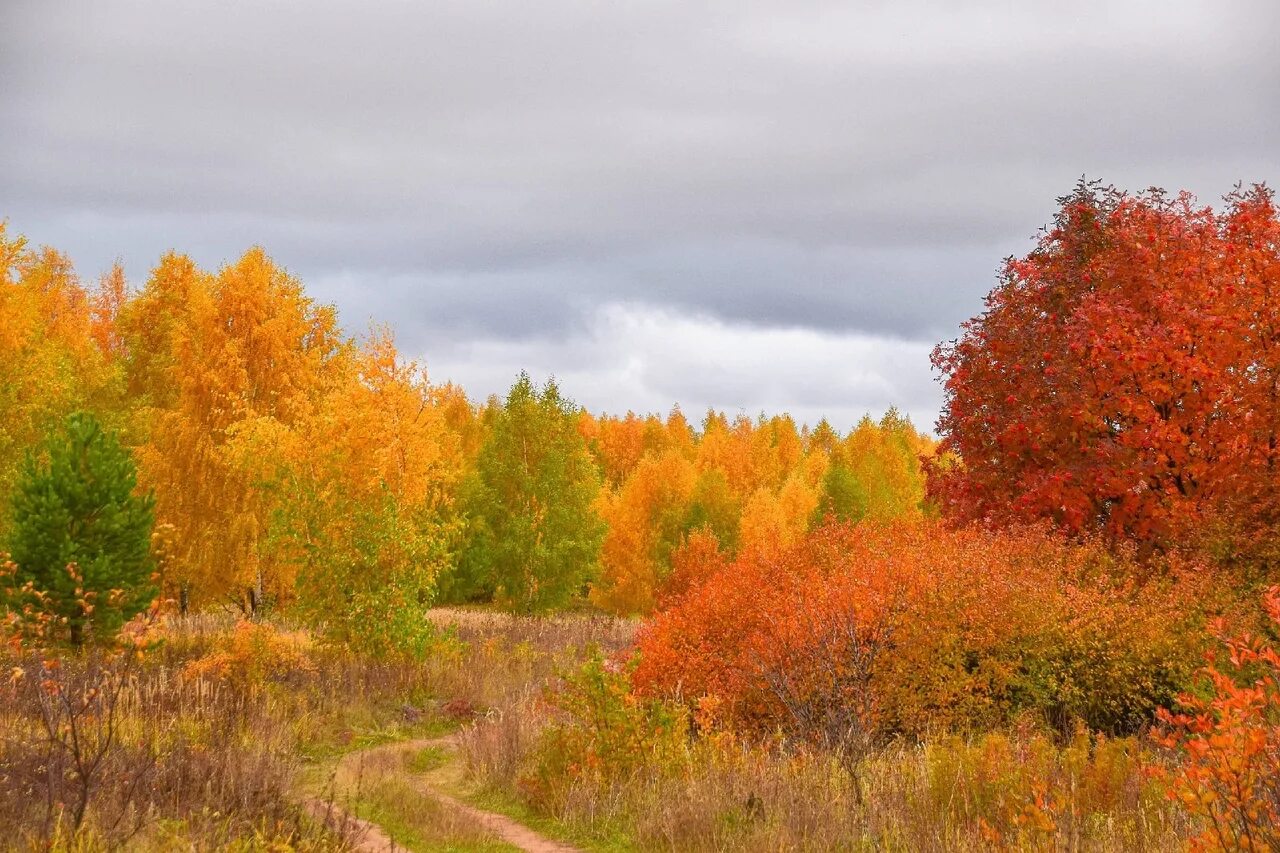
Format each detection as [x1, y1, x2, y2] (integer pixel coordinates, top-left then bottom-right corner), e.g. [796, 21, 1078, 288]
[0, 222, 934, 641]
[932, 181, 1280, 565]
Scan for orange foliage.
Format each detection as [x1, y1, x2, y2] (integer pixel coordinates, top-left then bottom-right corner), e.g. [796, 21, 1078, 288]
[591, 450, 697, 614]
[88, 263, 128, 359]
[182, 620, 314, 686]
[307, 327, 458, 508]
[130, 249, 350, 607]
[658, 527, 726, 606]
[586, 406, 933, 615]
[116, 249, 459, 616]
[736, 476, 820, 562]
[695, 413, 761, 497]
[1154, 586, 1280, 851]
[634, 520, 1205, 740]
[582, 412, 649, 486]
[0, 227, 117, 498]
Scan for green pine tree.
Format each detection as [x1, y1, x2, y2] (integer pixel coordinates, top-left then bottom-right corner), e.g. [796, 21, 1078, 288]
[455, 373, 605, 613]
[7, 412, 156, 644]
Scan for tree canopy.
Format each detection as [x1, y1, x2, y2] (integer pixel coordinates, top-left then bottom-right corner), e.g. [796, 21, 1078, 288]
[931, 181, 1280, 569]
[456, 373, 606, 613]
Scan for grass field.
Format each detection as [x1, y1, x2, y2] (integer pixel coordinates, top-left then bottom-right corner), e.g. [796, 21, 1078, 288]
[0, 606, 1203, 851]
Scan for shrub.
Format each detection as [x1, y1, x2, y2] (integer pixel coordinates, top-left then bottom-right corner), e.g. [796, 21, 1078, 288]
[182, 619, 314, 687]
[520, 648, 687, 812]
[634, 520, 1206, 741]
[1154, 585, 1280, 851]
[657, 527, 727, 607]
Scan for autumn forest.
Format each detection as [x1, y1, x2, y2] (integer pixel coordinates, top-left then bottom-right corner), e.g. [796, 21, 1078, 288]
[5, 180, 1280, 851]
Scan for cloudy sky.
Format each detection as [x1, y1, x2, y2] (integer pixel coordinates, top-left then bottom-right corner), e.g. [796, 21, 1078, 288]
[3, 1, 1277, 431]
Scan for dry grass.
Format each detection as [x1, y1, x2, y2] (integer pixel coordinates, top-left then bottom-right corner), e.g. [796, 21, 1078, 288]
[0, 606, 1201, 851]
[327, 740, 520, 852]
[420, 608, 637, 726]
[0, 643, 334, 850]
[427, 607, 637, 653]
[462, 715, 1194, 852]
[0, 606, 634, 851]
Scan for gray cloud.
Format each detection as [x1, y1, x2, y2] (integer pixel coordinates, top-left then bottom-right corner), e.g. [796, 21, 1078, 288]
[425, 304, 941, 434]
[2, 0, 1278, 425]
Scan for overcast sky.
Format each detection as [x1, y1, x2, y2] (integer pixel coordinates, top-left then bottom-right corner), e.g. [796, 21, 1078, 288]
[3, 1, 1277, 431]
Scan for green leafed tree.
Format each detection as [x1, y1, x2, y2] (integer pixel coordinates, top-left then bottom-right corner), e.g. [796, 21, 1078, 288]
[812, 455, 870, 526]
[681, 469, 741, 555]
[6, 412, 156, 644]
[453, 373, 605, 613]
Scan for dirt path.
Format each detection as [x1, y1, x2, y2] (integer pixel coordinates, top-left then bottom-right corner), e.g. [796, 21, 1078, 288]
[309, 734, 580, 853]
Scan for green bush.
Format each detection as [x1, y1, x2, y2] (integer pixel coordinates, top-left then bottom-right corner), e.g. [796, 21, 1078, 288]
[520, 648, 687, 812]
[6, 412, 156, 643]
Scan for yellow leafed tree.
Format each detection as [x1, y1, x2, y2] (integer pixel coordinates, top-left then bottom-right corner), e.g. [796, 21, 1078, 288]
[130, 248, 349, 609]
[0, 225, 120, 516]
[591, 449, 697, 614]
[277, 328, 463, 655]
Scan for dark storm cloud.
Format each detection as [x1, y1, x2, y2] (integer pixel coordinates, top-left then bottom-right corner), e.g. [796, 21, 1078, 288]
[2, 0, 1278, 421]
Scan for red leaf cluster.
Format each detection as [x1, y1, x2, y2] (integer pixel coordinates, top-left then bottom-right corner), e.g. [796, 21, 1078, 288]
[931, 183, 1280, 563]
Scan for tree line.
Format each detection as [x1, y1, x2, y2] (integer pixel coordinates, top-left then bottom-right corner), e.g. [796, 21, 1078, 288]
[0, 223, 932, 650]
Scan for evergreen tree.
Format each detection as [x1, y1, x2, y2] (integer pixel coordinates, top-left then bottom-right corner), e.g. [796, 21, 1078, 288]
[7, 412, 156, 644]
[456, 373, 604, 612]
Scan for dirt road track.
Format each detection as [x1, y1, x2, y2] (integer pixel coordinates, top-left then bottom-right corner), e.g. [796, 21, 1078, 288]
[306, 735, 580, 853]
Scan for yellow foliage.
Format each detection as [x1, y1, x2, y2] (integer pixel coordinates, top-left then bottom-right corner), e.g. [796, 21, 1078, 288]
[592, 450, 697, 614]
[0, 227, 119, 500]
[181, 620, 314, 686]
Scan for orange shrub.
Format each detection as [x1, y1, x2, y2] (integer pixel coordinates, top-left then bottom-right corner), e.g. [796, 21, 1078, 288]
[1154, 586, 1280, 851]
[633, 520, 1206, 742]
[656, 527, 727, 607]
[182, 620, 314, 687]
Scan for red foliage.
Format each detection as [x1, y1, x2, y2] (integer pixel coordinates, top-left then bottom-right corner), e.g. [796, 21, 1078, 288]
[633, 520, 1205, 740]
[931, 182, 1280, 561]
[656, 527, 727, 607]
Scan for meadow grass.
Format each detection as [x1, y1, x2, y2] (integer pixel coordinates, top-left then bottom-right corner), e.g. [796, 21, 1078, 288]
[1, 607, 1199, 851]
